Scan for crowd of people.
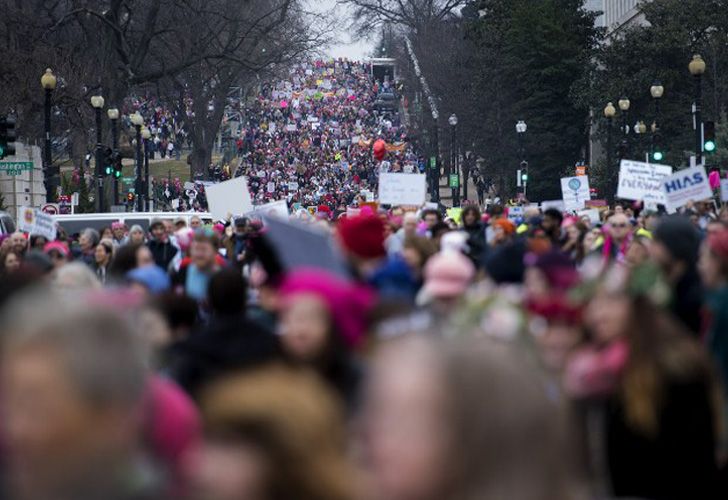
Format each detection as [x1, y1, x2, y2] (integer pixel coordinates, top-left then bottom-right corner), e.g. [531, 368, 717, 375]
[1, 194, 728, 499]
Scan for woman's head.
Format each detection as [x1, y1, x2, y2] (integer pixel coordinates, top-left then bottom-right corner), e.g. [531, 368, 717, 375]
[699, 229, 728, 289]
[362, 336, 574, 500]
[2, 249, 21, 274]
[195, 365, 354, 500]
[402, 236, 436, 276]
[94, 240, 114, 266]
[462, 206, 481, 227]
[128, 225, 145, 245]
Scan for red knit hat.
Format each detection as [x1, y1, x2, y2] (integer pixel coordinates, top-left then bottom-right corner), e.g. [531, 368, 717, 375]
[337, 215, 386, 259]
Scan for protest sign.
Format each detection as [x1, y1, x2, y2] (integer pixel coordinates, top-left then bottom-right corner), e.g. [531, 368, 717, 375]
[578, 209, 601, 225]
[205, 176, 254, 220]
[661, 165, 712, 213]
[288, 182, 299, 191]
[617, 160, 673, 204]
[378, 173, 427, 206]
[507, 206, 524, 221]
[249, 200, 289, 221]
[20, 207, 57, 240]
[561, 176, 591, 211]
[541, 200, 566, 212]
[721, 179, 728, 202]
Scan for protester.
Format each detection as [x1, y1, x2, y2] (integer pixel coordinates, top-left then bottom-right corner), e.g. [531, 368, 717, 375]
[461, 205, 486, 266]
[148, 218, 179, 271]
[93, 239, 114, 284]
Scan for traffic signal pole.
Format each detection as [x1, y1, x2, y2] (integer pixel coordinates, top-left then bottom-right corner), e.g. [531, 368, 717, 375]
[111, 117, 119, 205]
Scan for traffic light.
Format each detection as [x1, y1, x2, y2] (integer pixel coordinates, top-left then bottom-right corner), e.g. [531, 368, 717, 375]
[520, 161, 528, 184]
[0, 115, 17, 159]
[651, 133, 664, 162]
[111, 151, 122, 179]
[101, 146, 114, 176]
[704, 121, 716, 153]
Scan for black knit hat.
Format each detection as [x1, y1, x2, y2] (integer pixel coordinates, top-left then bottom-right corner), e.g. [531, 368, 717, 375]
[653, 215, 700, 264]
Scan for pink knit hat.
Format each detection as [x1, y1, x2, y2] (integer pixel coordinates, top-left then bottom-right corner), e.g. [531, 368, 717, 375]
[279, 269, 375, 348]
[422, 251, 475, 298]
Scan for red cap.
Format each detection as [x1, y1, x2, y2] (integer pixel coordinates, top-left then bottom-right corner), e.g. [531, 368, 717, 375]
[337, 215, 386, 259]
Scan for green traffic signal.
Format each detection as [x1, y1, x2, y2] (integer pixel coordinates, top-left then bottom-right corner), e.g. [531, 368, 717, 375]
[705, 140, 716, 153]
[652, 151, 664, 161]
[114, 169, 121, 179]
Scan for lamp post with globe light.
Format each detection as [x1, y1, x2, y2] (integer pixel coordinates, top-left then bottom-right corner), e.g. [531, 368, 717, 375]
[41, 69, 57, 202]
[689, 55, 706, 166]
[130, 112, 145, 212]
[650, 81, 664, 162]
[604, 102, 616, 202]
[107, 108, 120, 205]
[90, 95, 105, 211]
[448, 114, 459, 206]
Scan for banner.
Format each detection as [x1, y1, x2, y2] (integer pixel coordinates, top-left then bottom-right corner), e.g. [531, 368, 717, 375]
[661, 165, 713, 213]
[617, 160, 673, 205]
[378, 173, 427, 206]
[20, 207, 57, 240]
[560, 176, 591, 211]
[205, 176, 254, 220]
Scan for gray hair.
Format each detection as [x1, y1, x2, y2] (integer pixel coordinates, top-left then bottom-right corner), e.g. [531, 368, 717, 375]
[129, 224, 144, 235]
[53, 262, 101, 291]
[82, 228, 100, 247]
[1, 292, 148, 407]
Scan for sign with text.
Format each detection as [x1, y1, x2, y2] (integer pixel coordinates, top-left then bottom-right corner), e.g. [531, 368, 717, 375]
[0, 161, 33, 176]
[248, 200, 289, 221]
[617, 160, 673, 205]
[205, 176, 254, 220]
[560, 176, 591, 211]
[378, 173, 426, 206]
[19, 207, 57, 240]
[662, 165, 713, 212]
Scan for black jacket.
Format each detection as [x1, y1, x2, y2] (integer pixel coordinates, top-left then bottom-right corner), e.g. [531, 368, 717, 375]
[168, 312, 281, 398]
[147, 239, 178, 271]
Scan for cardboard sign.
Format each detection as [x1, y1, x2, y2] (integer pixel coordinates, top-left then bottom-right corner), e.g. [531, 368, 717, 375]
[378, 173, 427, 206]
[661, 165, 712, 213]
[21, 207, 57, 240]
[561, 176, 591, 211]
[205, 176, 254, 220]
[507, 206, 524, 221]
[617, 160, 673, 205]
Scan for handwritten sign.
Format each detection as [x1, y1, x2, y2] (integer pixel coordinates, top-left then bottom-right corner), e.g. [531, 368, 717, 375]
[20, 207, 57, 240]
[378, 173, 427, 206]
[617, 160, 673, 204]
[560, 176, 591, 211]
[205, 176, 254, 220]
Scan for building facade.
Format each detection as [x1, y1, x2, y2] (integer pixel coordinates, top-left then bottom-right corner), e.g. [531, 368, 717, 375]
[601, 0, 649, 35]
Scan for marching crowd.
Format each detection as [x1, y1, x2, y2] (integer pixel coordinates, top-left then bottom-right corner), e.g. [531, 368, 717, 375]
[1, 196, 728, 499]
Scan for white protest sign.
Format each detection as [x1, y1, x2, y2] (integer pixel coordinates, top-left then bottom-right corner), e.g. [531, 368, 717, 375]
[249, 200, 289, 221]
[378, 173, 427, 206]
[578, 209, 601, 225]
[205, 176, 254, 220]
[617, 160, 673, 204]
[286, 124, 297, 132]
[661, 165, 713, 213]
[560, 176, 591, 211]
[267, 181, 275, 193]
[541, 200, 566, 212]
[288, 182, 299, 191]
[20, 207, 57, 240]
[721, 179, 728, 202]
[507, 206, 524, 221]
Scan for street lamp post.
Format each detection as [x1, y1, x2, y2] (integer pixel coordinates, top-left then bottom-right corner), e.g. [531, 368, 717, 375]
[142, 127, 151, 211]
[130, 112, 145, 212]
[516, 120, 527, 199]
[650, 81, 664, 162]
[107, 108, 120, 205]
[633, 120, 647, 160]
[448, 113, 459, 207]
[689, 54, 706, 166]
[616, 97, 630, 198]
[90, 95, 105, 212]
[604, 102, 616, 203]
[41, 68, 57, 203]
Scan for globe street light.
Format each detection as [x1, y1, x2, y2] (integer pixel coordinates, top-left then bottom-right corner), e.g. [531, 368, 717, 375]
[689, 55, 706, 165]
[130, 112, 145, 211]
[41, 69, 57, 202]
[650, 80, 664, 163]
[516, 120, 528, 198]
[107, 108, 120, 205]
[90, 95, 105, 212]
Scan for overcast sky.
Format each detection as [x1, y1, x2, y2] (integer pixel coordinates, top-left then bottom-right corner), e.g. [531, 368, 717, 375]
[305, 0, 375, 61]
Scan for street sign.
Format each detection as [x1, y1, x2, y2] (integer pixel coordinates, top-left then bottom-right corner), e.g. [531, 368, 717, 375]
[0, 161, 33, 175]
[449, 174, 459, 188]
[429, 156, 437, 169]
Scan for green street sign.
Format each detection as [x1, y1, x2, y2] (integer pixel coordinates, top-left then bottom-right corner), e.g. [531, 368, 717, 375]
[122, 177, 135, 184]
[0, 161, 33, 176]
[429, 156, 437, 169]
[449, 174, 459, 188]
